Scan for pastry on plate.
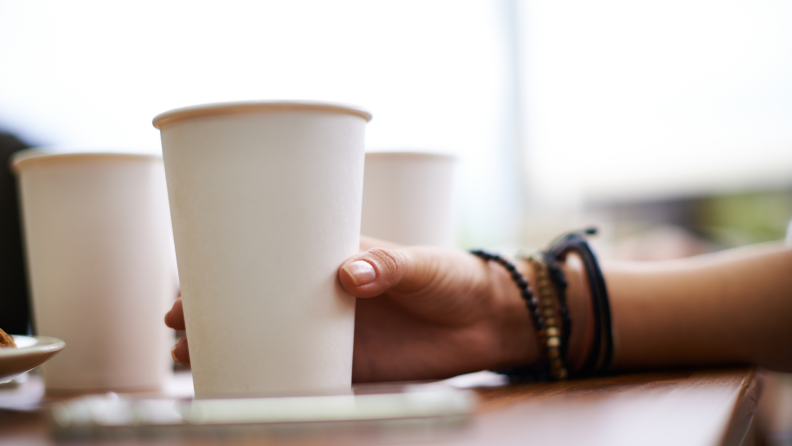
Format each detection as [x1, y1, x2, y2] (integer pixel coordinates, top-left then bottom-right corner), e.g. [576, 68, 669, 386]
[0, 327, 16, 348]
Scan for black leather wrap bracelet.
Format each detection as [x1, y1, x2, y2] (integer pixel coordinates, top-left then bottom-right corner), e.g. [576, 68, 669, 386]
[545, 228, 613, 376]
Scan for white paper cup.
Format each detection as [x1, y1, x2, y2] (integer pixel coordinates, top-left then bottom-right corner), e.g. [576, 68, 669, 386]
[13, 153, 177, 392]
[362, 151, 457, 247]
[153, 101, 371, 397]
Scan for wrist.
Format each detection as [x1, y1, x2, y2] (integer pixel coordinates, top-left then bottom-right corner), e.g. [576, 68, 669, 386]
[488, 254, 595, 375]
[491, 258, 542, 369]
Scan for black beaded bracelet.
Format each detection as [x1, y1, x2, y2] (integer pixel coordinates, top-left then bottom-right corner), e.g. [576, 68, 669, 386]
[545, 228, 613, 376]
[469, 250, 543, 331]
[469, 250, 555, 382]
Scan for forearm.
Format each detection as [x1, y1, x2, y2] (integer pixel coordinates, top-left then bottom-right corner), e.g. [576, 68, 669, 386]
[606, 242, 792, 371]
[496, 242, 792, 375]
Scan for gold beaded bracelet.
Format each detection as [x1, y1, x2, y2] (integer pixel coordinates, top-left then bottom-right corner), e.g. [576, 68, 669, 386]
[527, 253, 568, 380]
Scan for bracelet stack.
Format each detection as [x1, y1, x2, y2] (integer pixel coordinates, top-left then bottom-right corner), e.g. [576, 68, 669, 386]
[470, 228, 612, 382]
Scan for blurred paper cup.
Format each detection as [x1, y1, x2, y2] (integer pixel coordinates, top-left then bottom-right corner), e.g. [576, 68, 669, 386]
[13, 153, 177, 392]
[362, 151, 457, 247]
[153, 101, 371, 397]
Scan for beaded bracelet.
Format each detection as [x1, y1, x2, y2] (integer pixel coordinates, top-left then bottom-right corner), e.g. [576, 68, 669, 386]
[469, 250, 543, 330]
[526, 253, 568, 380]
[468, 250, 554, 382]
[519, 251, 572, 365]
[544, 255, 572, 364]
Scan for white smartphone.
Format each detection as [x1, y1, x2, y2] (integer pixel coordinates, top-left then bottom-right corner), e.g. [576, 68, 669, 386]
[50, 384, 477, 441]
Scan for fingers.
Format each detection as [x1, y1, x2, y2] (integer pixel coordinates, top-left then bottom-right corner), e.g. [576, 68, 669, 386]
[164, 298, 186, 331]
[171, 337, 191, 366]
[166, 298, 190, 366]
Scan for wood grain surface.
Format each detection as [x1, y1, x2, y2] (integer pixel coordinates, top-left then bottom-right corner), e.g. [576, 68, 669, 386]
[0, 368, 758, 446]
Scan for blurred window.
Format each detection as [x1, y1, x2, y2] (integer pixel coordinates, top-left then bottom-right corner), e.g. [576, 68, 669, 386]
[2, 1, 791, 246]
[516, 0, 792, 204]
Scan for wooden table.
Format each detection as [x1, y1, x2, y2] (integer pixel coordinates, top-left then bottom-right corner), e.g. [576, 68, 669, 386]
[0, 368, 759, 446]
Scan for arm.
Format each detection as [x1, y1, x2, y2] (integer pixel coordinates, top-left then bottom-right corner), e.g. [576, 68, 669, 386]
[606, 242, 792, 372]
[339, 239, 792, 377]
[166, 238, 792, 381]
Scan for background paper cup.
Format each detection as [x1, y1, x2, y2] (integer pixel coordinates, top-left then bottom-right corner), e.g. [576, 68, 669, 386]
[362, 151, 457, 247]
[154, 101, 371, 397]
[13, 152, 177, 392]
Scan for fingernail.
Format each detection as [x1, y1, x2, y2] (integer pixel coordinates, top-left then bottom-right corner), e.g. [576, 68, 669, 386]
[171, 345, 179, 363]
[343, 260, 376, 286]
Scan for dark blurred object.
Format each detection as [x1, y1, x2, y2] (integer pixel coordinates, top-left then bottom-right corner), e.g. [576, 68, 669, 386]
[0, 132, 32, 335]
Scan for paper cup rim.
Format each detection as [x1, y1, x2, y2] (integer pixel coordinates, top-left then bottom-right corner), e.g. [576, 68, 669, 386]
[365, 151, 457, 161]
[152, 100, 373, 129]
[12, 151, 162, 173]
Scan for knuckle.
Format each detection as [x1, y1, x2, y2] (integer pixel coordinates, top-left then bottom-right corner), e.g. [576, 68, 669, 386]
[367, 247, 407, 281]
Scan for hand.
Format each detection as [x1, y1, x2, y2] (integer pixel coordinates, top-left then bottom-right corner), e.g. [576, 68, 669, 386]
[165, 237, 542, 382]
[340, 238, 538, 382]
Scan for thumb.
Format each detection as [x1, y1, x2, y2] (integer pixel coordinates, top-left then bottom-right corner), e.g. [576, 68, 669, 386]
[339, 247, 425, 298]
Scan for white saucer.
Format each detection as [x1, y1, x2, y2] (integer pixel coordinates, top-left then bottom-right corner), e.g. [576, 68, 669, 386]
[0, 335, 65, 382]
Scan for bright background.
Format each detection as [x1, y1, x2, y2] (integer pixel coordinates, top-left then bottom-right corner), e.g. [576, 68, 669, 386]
[2, 0, 791, 251]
